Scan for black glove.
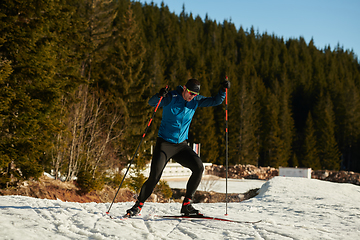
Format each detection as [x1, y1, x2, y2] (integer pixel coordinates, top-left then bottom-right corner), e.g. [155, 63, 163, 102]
[221, 80, 230, 90]
[158, 87, 168, 98]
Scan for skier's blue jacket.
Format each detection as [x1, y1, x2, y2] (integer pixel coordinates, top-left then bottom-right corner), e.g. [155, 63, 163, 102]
[148, 85, 226, 144]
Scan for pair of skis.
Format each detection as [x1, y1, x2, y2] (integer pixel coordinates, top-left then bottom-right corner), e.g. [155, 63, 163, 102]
[156, 214, 261, 224]
[116, 212, 261, 224]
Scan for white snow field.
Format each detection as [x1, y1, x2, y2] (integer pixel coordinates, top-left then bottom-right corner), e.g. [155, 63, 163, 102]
[0, 177, 359, 240]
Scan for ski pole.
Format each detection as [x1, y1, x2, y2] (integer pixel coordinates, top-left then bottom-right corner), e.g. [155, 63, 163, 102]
[225, 76, 229, 216]
[106, 86, 168, 215]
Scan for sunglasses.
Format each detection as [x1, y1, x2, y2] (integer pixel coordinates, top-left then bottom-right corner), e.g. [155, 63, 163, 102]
[186, 88, 199, 96]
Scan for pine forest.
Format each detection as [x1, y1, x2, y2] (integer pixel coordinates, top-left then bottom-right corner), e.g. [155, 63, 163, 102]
[1, 0, 360, 188]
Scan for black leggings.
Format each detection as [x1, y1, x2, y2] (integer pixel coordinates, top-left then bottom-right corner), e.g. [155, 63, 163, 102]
[137, 137, 204, 202]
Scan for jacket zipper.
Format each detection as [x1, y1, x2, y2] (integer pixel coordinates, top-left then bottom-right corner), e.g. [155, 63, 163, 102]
[177, 101, 187, 143]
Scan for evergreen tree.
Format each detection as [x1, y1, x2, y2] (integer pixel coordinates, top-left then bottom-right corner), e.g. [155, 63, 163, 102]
[203, 17, 222, 85]
[263, 90, 287, 168]
[315, 91, 341, 170]
[277, 76, 295, 166]
[107, 2, 149, 167]
[0, 57, 14, 171]
[302, 112, 321, 170]
[0, 0, 82, 180]
[336, 80, 360, 170]
[158, 2, 187, 85]
[232, 74, 260, 166]
[141, 1, 165, 91]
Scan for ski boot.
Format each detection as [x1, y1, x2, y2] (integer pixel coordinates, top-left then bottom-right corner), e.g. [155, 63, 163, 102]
[181, 198, 201, 216]
[125, 200, 143, 217]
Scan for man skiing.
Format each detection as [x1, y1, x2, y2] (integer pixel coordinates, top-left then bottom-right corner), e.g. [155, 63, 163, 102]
[125, 78, 230, 217]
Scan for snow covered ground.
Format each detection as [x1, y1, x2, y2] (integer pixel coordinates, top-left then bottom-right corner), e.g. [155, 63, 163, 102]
[1, 177, 359, 240]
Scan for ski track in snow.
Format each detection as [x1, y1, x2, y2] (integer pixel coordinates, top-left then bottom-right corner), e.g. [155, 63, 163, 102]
[1, 177, 360, 240]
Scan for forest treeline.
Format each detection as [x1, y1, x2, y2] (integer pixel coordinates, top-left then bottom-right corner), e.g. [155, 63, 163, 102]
[1, 0, 360, 188]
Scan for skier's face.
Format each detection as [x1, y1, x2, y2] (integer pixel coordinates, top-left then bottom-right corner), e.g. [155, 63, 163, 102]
[183, 86, 198, 102]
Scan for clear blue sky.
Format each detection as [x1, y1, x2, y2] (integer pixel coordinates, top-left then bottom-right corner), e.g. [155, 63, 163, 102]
[137, 0, 360, 60]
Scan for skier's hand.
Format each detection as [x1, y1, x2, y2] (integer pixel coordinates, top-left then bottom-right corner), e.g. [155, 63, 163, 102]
[158, 87, 169, 98]
[221, 79, 230, 90]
